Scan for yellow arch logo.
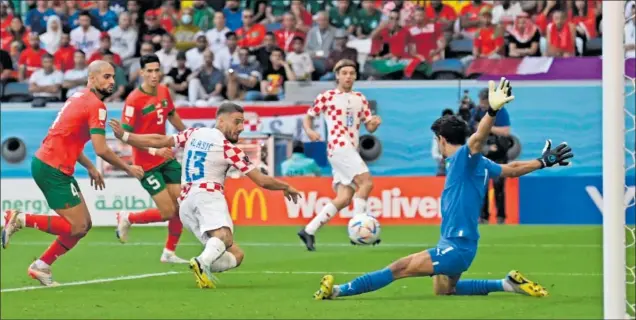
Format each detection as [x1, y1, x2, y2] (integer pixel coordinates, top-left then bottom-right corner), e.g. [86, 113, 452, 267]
[231, 188, 267, 221]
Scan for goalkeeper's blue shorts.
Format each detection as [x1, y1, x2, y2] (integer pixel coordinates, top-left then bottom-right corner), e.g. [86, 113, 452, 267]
[426, 237, 478, 277]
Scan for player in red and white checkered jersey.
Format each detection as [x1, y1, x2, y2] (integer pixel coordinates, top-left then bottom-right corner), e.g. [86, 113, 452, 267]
[299, 59, 382, 251]
[108, 102, 302, 289]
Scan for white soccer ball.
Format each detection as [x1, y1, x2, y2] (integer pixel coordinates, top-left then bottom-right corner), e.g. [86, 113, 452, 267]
[347, 215, 381, 245]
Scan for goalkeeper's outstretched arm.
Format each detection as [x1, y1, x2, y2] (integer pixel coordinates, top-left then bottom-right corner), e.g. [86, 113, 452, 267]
[468, 77, 515, 154]
[500, 140, 574, 178]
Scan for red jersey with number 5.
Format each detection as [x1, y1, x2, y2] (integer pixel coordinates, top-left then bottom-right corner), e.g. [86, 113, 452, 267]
[121, 84, 176, 171]
[35, 89, 107, 176]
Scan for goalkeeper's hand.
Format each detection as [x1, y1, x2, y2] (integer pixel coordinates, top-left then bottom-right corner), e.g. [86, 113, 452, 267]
[488, 77, 515, 112]
[537, 139, 574, 168]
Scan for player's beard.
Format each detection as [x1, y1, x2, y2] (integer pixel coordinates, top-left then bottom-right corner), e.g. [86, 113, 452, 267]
[95, 86, 114, 99]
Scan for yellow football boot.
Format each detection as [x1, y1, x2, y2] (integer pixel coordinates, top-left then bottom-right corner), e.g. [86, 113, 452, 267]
[314, 275, 335, 300]
[506, 270, 549, 297]
[189, 258, 216, 289]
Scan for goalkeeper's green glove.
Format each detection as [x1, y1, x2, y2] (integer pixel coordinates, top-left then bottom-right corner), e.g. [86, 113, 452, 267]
[538, 139, 574, 168]
[487, 77, 515, 116]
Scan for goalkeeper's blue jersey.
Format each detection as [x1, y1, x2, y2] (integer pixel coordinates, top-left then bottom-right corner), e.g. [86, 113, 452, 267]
[440, 145, 503, 241]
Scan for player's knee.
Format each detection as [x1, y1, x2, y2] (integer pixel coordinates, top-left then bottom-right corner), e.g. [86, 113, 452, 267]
[209, 227, 234, 248]
[233, 249, 244, 267]
[70, 220, 91, 238]
[332, 197, 351, 210]
[159, 202, 177, 219]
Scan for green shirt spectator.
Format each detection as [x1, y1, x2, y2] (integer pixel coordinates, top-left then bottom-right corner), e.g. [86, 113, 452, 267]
[192, 1, 215, 31]
[281, 142, 322, 177]
[355, 3, 382, 37]
[266, 0, 290, 23]
[328, 2, 356, 31]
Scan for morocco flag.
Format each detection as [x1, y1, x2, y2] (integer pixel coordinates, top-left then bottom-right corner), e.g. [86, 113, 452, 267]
[466, 57, 554, 77]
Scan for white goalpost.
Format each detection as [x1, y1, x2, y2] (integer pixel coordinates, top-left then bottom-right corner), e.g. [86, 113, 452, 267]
[603, 1, 635, 319]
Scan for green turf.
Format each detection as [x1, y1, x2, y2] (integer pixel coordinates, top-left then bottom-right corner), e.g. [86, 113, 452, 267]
[1, 225, 634, 319]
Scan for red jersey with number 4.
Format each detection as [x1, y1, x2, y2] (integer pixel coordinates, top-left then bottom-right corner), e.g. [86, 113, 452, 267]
[122, 84, 175, 171]
[35, 89, 107, 176]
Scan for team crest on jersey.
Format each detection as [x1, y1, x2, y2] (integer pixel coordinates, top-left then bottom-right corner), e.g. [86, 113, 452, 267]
[161, 99, 168, 107]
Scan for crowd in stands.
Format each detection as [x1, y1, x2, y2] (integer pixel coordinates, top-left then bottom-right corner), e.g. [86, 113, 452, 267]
[0, 0, 634, 105]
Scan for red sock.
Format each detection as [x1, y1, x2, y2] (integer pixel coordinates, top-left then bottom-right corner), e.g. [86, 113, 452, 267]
[128, 208, 163, 224]
[25, 214, 72, 235]
[39, 235, 80, 265]
[165, 216, 183, 252]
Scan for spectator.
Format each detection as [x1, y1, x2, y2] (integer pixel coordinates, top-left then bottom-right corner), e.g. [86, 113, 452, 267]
[305, 11, 337, 75]
[156, 34, 178, 74]
[62, 49, 87, 98]
[102, 50, 126, 102]
[459, 0, 492, 39]
[1, 16, 29, 51]
[322, 29, 358, 81]
[265, 0, 289, 24]
[40, 15, 62, 54]
[129, 41, 155, 88]
[248, 0, 268, 24]
[18, 32, 46, 81]
[1, 0, 13, 33]
[226, 47, 261, 101]
[305, 0, 327, 16]
[214, 31, 239, 72]
[186, 32, 208, 71]
[472, 7, 504, 59]
[534, 0, 568, 34]
[236, 9, 266, 49]
[8, 40, 22, 71]
[0, 48, 16, 84]
[329, 0, 356, 34]
[286, 37, 314, 81]
[222, 0, 243, 31]
[192, 0, 214, 31]
[24, 0, 55, 34]
[188, 50, 225, 105]
[251, 32, 276, 70]
[406, 7, 446, 63]
[137, 9, 168, 53]
[545, 10, 575, 57]
[290, 0, 312, 33]
[174, 8, 201, 52]
[29, 53, 63, 105]
[506, 12, 540, 57]
[127, 0, 141, 28]
[275, 13, 306, 52]
[108, 12, 138, 68]
[88, 32, 122, 66]
[66, 1, 82, 30]
[90, 0, 117, 31]
[281, 141, 322, 177]
[157, 0, 178, 33]
[425, 0, 458, 32]
[70, 11, 100, 57]
[53, 32, 76, 72]
[570, 0, 598, 45]
[626, 4, 635, 59]
[206, 11, 230, 54]
[163, 51, 192, 104]
[492, 0, 522, 27]
[355, 0, 382, 39]
[382, 0, 418, 27]
[260, 48, 295, 101]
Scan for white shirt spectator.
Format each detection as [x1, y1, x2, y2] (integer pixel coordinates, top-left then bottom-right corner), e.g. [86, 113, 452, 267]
[108, 25, 138, 61]
[70, 26, 101, 57]
[29, 69, 64, 97]
[626, 1, 635, 21]
[286, 51, 313, 79]
[63, 67, 88, 98]
[156, 48, 178, 74]
[213, 46, 239, 72]
[206, 26, 231, 54]
[492, 2, 522, 26]
[626, 20, 636, 59]
[186, 48, 206, 71]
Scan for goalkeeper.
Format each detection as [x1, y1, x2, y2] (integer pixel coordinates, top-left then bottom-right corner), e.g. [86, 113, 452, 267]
[314, 77, 574, 300]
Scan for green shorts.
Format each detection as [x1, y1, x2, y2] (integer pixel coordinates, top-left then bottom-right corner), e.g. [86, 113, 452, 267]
[31, 157, 82, 210]
[141, 159, 182, 196]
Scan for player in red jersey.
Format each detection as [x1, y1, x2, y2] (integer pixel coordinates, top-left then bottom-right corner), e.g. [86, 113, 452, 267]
[1, 61, 144, 286]
[115, 53, 189, 264]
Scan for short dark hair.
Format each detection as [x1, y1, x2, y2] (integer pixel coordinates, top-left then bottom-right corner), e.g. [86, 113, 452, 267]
[42, 53, 53, 60]
[217, 102, 244, 117]
[430, 115, 470, 145]
[176, 51, 187, 60]
[292, 140, 304, 153]
[140, 53, 160, 68]
[79, 10, 91, 18]
[103, 49, 114, 56]
[265, 31, 275, 37]
[441, 108, 454, 117]
[225, 31, 237, 39]
[292, 36, 304, 44]
[75, 49, 86, 56]
[271, 47, 285, 58]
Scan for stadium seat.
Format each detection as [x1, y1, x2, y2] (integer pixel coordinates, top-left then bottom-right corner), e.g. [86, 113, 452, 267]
[1, 82, 32, 102]
[448, 39, 473, 58]
[431, 59, 464, 80]
[585, 37, 602, 56]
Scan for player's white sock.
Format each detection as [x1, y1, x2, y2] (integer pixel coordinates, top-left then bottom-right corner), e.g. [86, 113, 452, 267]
[502, 278, 515, 292]
[304, 202, 338, 235]
[209, 251, 238, 272]
[198, 237, 226, 266]
[353, 197, 367, 215]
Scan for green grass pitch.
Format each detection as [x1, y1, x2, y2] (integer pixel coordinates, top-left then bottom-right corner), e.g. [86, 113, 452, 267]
[1, 225, 634, 319]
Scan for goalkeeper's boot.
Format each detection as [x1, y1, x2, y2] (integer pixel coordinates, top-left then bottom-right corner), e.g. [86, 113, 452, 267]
[115, 211, 131, 243]
[2, 209, 23, 249]
[27, 262, 60, 287]
[297, 229, 315, 251]
[505, 270, 549, 297]
[160, 249, 189, 264]
[189, 257, 218, 289]
[313, 275, 335, 300]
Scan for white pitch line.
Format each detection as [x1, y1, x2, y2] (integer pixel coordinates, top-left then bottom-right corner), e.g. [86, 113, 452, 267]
[1, 270, 602, 293]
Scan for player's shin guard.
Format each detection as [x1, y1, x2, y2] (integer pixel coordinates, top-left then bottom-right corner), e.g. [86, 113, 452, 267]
[304, 202, 338, 235]
[209, 251, 238, 272]
[335, 268, 394, 297]
[198, 237, 226, 266]
[24, 214, 72, 235]
[353, 197, 368, 215]
[127, 208, 163, 224]
[165, 216, 183, 251]
[39, 235, 81, 266]
[454, 279, 505, 295]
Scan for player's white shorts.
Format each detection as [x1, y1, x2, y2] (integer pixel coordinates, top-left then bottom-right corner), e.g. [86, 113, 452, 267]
[179, 191, 233, 244]
[328, 147, 369, 190]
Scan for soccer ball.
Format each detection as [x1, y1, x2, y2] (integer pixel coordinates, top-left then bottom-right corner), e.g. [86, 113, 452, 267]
[347, 215, 381, 245]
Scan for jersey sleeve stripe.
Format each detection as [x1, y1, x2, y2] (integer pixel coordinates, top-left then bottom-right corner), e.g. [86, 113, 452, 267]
[90, 128, 106, 135]
[122, 123, 134, 132]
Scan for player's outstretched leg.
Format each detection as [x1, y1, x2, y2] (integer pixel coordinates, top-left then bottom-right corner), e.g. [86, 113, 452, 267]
[189, 227, 234, 289]
[300, 185, 354, 251]
[451, 270, 548, 297]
